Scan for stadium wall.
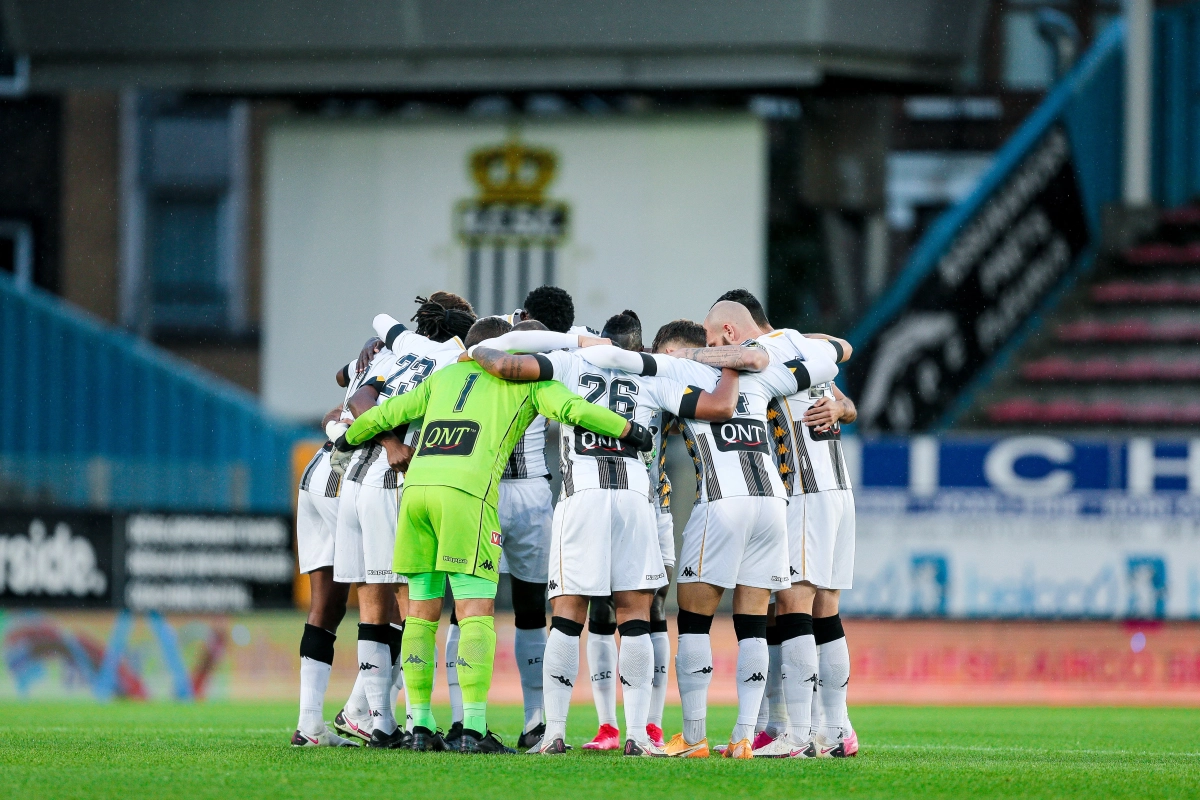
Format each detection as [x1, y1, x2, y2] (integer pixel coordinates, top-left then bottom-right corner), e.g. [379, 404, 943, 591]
[261, 114, 766, 421]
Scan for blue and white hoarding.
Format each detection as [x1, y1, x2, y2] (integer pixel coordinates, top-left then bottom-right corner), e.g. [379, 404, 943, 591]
[844, 436, 1200, 619]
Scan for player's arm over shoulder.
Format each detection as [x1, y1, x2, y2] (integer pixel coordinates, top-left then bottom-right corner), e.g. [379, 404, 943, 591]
[343, 373, 434, 446]
[530, 379, 630, 439]
[469, 346, 553, 382]
[802, 332, 852, 363]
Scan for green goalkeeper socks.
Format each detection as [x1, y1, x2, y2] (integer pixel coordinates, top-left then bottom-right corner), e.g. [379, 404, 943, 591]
[401, 616, 438, 732]
[456, 615, 496, 735]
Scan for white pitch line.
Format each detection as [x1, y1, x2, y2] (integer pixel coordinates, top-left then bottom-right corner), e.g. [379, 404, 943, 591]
[870, 743, 1200, 758]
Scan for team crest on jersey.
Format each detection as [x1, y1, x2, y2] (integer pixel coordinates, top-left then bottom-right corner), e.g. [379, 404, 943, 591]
[709, 418, 770, 453]
[490, 530, 503, 546]
[418, 420, 480, 456]
[574, 428, 638, 459]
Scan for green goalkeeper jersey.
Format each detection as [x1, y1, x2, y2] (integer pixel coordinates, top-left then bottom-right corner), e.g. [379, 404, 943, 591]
[343, 360, 630, 507]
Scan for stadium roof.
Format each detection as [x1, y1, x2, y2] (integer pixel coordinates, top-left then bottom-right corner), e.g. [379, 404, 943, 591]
[2, 0, 989, 93]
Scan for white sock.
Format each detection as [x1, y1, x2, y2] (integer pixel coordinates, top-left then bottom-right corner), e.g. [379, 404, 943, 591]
[345, 669, 370, 719]
[766, 643, 789, 737]
[359, 639, 396, 735]
[514, 627, 547, 731]
[648, 631, 670, 727]
[446, 623, 463, 725]
[618, 632, 653, 744]
[542, 627, 580, 743]
[587, 632, 618, 728]
[390, 624, 405, 692]
[781, 634, 818, 741]
[810, 643, 822, 736]
[755, 687, 769, 734]
[675, 633, 712, 745]
[298, 656, 332, 735]
[818, 636, 851, 739]
[732, 636, 768, 743]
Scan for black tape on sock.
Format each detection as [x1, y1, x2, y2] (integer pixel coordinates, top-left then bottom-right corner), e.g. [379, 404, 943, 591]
[650, 618, 669, 634]
[765, 624, 783, 646]
[358, 622, 392, 645]
[511, 578, 548, 630]
[732, 613, 768, 642]
[617, 619, 651, 638]
[300, 624, 336, 665]
[775, 612, 814, 643]
[449, 610, 459, 627]
[676, 609, 714, 635]
[813, 613, 845, 645]
[551, 616, 584, 637]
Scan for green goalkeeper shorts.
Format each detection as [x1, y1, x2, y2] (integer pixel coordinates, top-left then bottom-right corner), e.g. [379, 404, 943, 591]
[394, 485, 501, 582]
[406, 571, 498, 601]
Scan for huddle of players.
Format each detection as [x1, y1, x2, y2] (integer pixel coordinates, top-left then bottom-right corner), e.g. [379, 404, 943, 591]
[291, 285, 859, 759]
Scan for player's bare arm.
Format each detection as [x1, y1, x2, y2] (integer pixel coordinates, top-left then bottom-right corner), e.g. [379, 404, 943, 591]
[671, 345, 769, 372]
[469, 346, 546, 382]
[691, 368, 741, 422]
[320, 405, 344, 429]
[803, 333, 853, 363]
[356, 336, 384, 373]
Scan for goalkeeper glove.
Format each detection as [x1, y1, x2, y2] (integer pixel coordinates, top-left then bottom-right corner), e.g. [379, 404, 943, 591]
[621, 421, 654, 453]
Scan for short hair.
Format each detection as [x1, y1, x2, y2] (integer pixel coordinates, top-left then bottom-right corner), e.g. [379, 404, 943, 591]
[464, 316, 513, 348]
[412, 295, 477, 342]
[601, 309, 642, 351]
[513, 319, 549, 332]
[715, 289, 770, 329]
[652, 319, 706, 352]
[428, 290, 474, 316]
[522, 285, 575, 333]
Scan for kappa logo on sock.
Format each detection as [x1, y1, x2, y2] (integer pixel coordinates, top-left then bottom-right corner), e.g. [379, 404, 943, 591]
[840, 677, 849, 688]
[371, 709, 382, 717]
[404, 654, 427, 665]
[455, 657, 471, 669]
[551, 674, 573, 687]
[692, 666, 713, 674]
[804, 674, 818, 687]
[744, 672, 765, 682]
[359, 662, 378, 671]
[681, 566, 697, 578]
[620, 675, 632, 687]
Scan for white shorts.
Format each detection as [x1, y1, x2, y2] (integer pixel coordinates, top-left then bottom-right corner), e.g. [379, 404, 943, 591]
[498, 478, 553, 583]
[297, 489, 338, 573]
[678, 496, 790, 591]
[656, 511, 675, 568]
[789, 489, 855, 590]
[548, 488, 667, 598]
[332, 480, 406, 585]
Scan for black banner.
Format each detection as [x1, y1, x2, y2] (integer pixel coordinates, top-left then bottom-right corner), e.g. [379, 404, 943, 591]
[0, 510, 293, 611]
[846, 126, 1090, 432]
[0, 510, 115, 607]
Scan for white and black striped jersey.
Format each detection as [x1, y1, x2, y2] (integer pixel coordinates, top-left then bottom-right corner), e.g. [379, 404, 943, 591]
[647, 411, 673, 515]
[645, 355, 802, 504]
[298, 441, 341, 499]
[754, 329, 852, 494]
[540, 350, 692, 499]
[497, 321, 594, 481]
[345, 333, 465, 489]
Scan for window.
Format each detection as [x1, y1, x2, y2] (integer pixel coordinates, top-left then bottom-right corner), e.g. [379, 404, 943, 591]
[148, 197, 225, 329]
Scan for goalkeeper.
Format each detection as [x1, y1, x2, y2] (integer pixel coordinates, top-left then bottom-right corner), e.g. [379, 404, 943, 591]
[335, 317, 652, 754]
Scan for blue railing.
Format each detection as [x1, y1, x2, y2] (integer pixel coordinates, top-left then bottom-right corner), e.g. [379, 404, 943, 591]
[0, 275, 306, 512]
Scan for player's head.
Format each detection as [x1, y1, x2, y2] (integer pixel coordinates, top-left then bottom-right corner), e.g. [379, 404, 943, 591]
[714, 289, 771, 332]
[513, 319, 549, 332]
[412, 295, 477, 342]
[704, 300, 759, 347]
[428, 290, 474, 316]
[521, 285, 574, 333]
[601, 309, 643, 352]
[651, 319, 706, 354]
[464, 316, 513, 348]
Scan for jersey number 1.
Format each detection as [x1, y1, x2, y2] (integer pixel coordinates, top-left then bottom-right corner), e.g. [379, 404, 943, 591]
[454, 373, 479, 412]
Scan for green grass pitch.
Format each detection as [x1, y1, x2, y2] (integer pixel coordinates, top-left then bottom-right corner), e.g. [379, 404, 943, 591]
[2, 703, 1197, 799]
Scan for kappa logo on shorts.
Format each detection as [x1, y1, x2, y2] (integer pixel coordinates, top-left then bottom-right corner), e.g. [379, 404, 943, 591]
[548, 580, 558, 590]
[771, 575, 787, 582]
[645, 572, 664, 581]
[418, 420, 480, 456]
[681, 566, 697, 578]
[790, 566, 800, 576]
[490, 530, 503, 545]
[479, 559, 495, 571]
[443, 556, 468, 564]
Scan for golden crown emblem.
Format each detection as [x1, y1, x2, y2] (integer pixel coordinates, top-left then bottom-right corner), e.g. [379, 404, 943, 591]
[470, 136, 557, 204]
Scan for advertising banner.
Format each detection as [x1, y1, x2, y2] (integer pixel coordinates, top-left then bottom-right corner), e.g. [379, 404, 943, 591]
[0, 511, 113, 608]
